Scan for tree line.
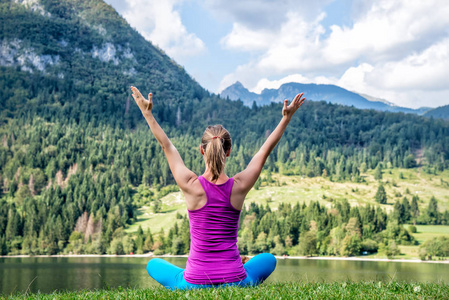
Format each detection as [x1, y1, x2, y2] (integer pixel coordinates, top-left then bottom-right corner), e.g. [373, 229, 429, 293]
[2, 189, 448, 257]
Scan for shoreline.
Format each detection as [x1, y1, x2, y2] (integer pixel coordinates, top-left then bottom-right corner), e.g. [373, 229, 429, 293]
[1, 253, 448, 264]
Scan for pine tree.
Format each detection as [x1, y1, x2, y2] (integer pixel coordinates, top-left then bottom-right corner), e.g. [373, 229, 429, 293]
[0, 235, 7, 255]
[411, 195, 419, 219]
[143, 228, 154, 253]
[374, 184, 387, 204]
[135, 225, 144, 254]
[393, 200, 403, 223]
[427, 196, 439, 225]
[374, 164, 383, 180]
[401, 197, 411, 223]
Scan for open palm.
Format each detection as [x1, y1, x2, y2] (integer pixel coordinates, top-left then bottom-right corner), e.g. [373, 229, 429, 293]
[131, 86, 153, 112]
[282, 93, 305, 119]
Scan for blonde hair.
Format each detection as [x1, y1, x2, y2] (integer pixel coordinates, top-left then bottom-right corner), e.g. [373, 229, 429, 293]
[201, 125, 232, 181]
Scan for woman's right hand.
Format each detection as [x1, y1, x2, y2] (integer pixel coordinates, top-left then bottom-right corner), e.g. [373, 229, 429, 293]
[131, 86, 153, 113]
[282, 93, 305, 120]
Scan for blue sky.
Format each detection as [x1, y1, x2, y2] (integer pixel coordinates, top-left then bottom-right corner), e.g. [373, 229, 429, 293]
[105, 0, 449, 108]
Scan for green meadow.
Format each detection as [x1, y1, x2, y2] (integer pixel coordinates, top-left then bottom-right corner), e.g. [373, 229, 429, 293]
[4, 282, 448, 300]
[407, 225, 449, 244]
[126, 168, 449, 233]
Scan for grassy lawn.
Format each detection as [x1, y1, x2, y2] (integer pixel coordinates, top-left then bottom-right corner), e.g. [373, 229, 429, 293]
[126, 168, 449, 239]
[397, 245, 420, 258]
[393, 225, 449, 259]
[406, 225, 449, 244]
[4, 282, 448, 300]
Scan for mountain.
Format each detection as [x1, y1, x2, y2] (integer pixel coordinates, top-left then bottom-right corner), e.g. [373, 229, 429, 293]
[221, 81, 430, 114]
[355, 93, 431, 115]
[424, 104, 449, 120]
[0, 0, 207, 127]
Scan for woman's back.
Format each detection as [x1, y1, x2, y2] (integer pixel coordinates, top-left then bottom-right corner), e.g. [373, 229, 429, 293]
[183, 176, 246, 284]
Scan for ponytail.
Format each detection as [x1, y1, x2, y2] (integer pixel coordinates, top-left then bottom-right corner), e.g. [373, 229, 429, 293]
[201, 125, 232, 181]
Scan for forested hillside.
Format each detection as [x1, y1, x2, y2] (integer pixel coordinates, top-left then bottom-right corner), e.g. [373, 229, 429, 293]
[0, 0, 207, 127]
[1, 0, 449, 256]
[424, 104, 449, 120]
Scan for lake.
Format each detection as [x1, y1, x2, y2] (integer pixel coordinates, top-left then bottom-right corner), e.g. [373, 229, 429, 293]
[1, 257, 448, 295]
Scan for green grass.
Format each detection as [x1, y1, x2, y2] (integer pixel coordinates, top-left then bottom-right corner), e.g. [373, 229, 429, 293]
[406, 225, 449, 244]
[3, 282, 448, 299]
[411, 225, 449, 234]
[126, 168, 449, 235]
[391, 225, 449, 259]
[126, 192, 186, 234]
[397, 245, 420, 258]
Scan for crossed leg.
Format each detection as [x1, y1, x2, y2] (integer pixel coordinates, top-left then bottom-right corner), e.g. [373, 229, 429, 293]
[147, 253, 277, 290]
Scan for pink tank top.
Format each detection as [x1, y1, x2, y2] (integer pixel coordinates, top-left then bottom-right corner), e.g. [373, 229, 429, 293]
[183, 176, 247, 284]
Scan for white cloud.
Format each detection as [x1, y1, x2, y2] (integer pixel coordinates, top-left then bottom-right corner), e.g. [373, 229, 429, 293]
[248, 37, 449, 108]
[323, 0, 449, 65]
[105, 0, 205, 61]
[252, 74, 337, 93]
[253, 74, 311, 93]
[367, 39, 449, 91]
[204, 0, 332, 29]
[337, 63, 374, 93]
[334, 39, 449, 108]
[221, 23, 275, 52]
[217, 11, 328, 91]
[218, 0, 449, 107]
[256, 12, 326, 73]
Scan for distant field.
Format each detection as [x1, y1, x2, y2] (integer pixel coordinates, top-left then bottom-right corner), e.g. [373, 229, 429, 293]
[353, 225, 449, 260]
[248, 168, 449, 211]
[389, 225, 449, 259]
[406, 225, 449, 244]
[126, 193, 185, 234]
[126, 168, 449, 234]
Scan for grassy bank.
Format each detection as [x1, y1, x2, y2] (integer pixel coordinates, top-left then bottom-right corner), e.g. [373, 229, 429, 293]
[3, 282, 449, 300]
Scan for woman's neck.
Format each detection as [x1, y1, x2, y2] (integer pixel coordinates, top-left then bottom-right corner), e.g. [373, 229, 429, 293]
[202, 167, 229, 184]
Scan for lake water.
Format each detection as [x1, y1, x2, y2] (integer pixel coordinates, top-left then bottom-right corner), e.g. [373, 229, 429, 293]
[1, 257, 448, 295]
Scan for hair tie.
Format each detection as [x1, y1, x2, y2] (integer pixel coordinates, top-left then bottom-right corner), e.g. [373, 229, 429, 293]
[212, 136, 221, 139]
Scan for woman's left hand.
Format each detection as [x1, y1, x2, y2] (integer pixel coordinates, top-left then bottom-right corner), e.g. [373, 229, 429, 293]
[131, 86, 153, 113]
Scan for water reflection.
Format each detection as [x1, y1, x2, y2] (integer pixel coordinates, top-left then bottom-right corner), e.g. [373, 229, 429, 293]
[1, 257, 448, 295]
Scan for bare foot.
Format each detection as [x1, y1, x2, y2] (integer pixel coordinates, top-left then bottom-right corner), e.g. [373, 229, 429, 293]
[241, 256, 250, 264]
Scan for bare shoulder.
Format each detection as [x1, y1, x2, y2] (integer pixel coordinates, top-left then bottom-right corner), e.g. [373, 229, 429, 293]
[180, 175, 203, 197]
[231, 174, 246, 193]
[182, 175, 207, 210]
[232, 171, 253, 195]
[230, 175, 248, 211]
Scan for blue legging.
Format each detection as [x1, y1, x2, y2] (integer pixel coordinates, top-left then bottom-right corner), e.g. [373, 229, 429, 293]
[146, 253, 277, 290]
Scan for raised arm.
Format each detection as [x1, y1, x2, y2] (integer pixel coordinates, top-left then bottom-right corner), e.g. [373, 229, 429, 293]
[233, 93, 305, 195]
[130, 86, 196, 190]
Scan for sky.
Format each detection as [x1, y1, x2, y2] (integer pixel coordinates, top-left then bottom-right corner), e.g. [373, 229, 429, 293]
[104, 0, 449, 109]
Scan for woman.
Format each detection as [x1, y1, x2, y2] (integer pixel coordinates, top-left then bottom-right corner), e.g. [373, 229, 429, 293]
[130, 86, 305, 290]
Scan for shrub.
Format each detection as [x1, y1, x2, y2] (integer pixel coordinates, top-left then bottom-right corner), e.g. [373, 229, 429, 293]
[361, 239, 378, 253]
